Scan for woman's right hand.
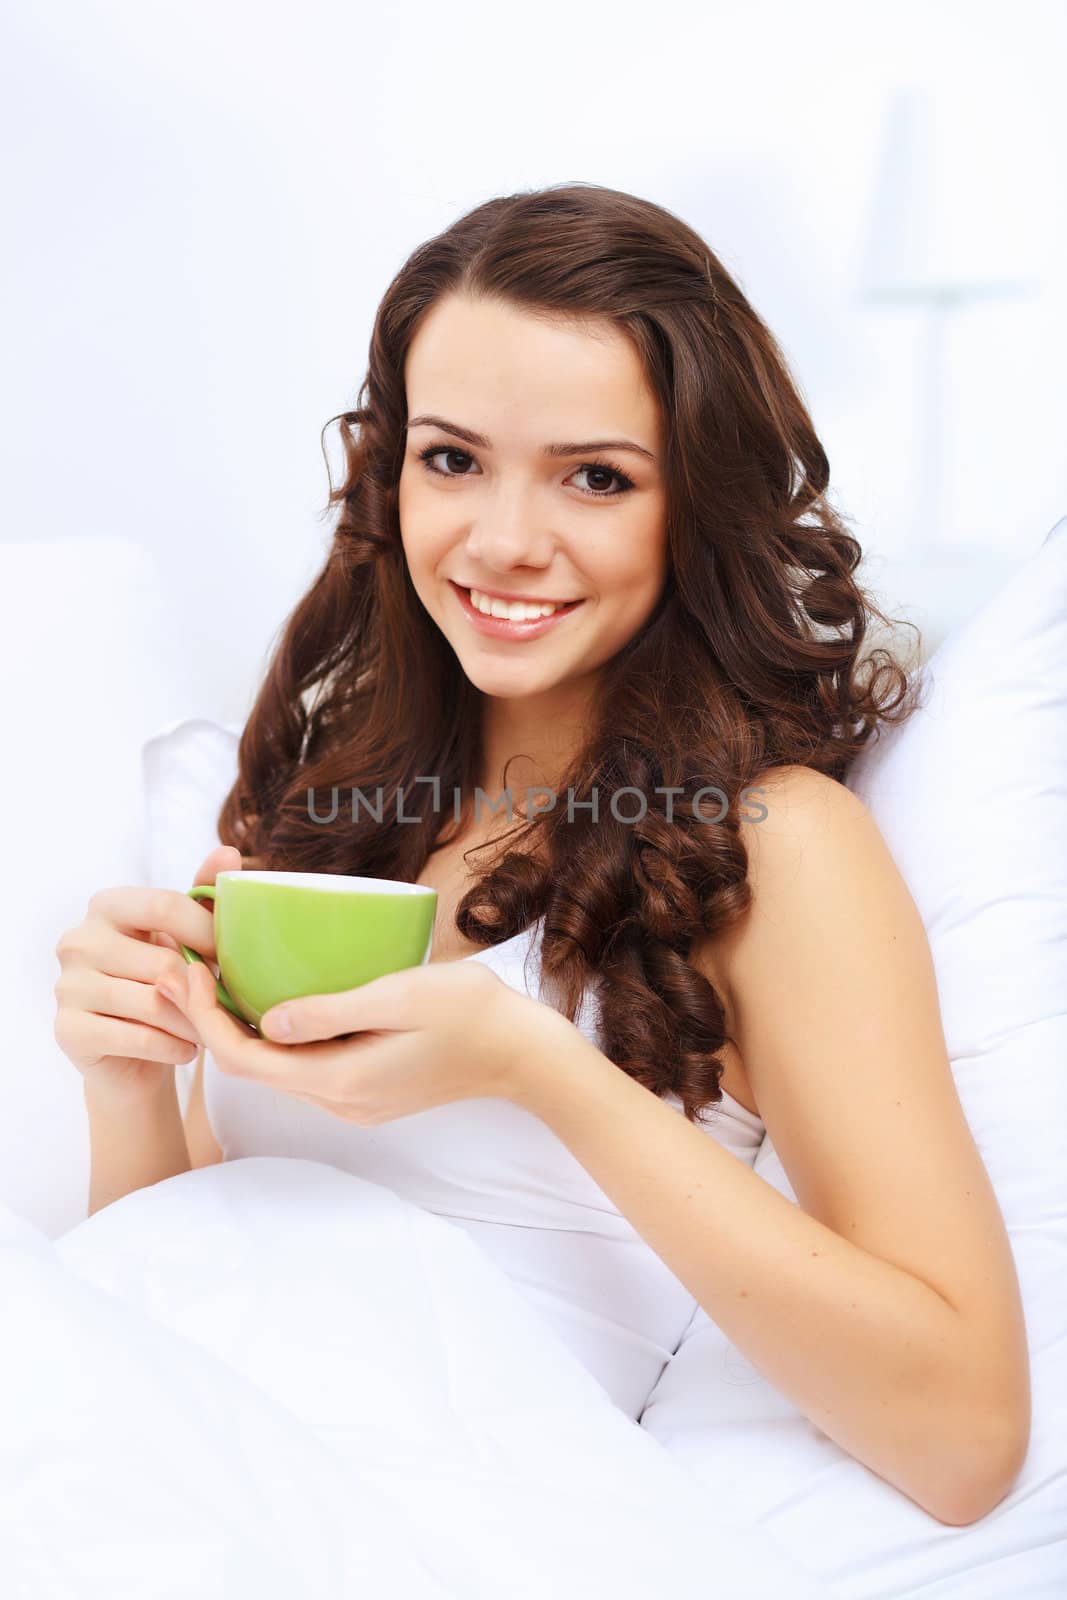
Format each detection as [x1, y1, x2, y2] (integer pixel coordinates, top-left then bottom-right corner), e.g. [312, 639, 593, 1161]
[52, 844, 244, 1104]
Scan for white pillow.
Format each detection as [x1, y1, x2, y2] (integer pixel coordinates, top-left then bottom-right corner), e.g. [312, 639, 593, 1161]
[142, 715, 244, 894]
[639, 517, 1067, 1597]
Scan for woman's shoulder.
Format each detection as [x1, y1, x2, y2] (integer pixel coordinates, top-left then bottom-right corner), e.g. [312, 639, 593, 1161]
[692, 764, 880, 1006]
[744, 761, 864, 813]
[741, 762, 872, 849]
[738, 764, 886, 907]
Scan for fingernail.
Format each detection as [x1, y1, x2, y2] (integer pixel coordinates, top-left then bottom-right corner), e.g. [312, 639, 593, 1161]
[262, 1006, 292, 1038]
[157, 979, 179, 1002]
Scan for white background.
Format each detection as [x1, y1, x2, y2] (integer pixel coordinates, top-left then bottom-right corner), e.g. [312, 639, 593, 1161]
[3, 0, 1065, 730]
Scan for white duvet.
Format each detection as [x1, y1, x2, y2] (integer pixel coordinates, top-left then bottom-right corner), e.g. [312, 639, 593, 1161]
[0, 1156, 825, 1599]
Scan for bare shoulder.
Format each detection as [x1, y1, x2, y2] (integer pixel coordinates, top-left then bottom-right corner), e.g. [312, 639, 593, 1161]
[693, 764, 874, 1001]
[741, 762, 871, 841]
[739, 765, 884, 920]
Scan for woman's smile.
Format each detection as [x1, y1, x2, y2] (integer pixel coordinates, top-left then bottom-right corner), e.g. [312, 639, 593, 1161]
[448, 578, 587, 640]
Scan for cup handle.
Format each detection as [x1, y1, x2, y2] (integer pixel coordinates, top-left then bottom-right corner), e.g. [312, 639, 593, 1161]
[179, 886, 246, 1022]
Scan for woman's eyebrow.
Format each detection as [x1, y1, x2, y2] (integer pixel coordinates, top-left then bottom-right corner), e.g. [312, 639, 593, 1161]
[406, 414, 657, 464]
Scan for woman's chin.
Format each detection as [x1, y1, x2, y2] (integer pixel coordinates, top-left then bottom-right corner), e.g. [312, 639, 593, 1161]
[458, 660, 563, 697]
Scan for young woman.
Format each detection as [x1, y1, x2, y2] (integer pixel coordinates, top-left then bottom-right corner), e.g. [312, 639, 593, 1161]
[55, 182, 1030, 1534]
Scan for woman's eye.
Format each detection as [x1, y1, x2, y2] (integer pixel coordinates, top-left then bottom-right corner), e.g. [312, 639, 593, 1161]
[415, 446, 635, 500]
[420, 447, 476, 478]
[573, 463, 628, 496]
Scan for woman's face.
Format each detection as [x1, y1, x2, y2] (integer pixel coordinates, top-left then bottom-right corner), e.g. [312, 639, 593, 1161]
[398, 293, 669, 702]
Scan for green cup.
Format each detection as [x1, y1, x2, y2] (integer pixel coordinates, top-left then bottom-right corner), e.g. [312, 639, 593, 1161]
[178, 870, 438, 1031]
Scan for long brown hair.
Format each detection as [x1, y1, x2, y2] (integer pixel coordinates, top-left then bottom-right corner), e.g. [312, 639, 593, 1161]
[218, 181, 924, 1124]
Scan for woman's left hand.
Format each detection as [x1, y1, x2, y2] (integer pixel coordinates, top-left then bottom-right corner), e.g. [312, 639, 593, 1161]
[155, 957, 564, 1124]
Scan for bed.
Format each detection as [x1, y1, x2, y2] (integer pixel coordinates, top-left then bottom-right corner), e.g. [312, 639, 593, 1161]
[2, 522, 1064, 1596]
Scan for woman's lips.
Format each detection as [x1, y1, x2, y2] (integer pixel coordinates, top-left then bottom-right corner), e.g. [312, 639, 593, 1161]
[449, 581, 586, 640]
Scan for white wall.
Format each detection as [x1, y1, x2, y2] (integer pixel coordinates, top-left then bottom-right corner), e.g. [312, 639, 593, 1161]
[2, 0, 1065, 716]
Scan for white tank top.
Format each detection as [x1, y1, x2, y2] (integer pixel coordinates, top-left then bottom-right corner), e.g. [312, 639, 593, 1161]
[202, 915, 766, 1419]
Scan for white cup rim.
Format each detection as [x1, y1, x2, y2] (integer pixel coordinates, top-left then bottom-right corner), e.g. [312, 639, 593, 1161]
[215, 870, 434, 896]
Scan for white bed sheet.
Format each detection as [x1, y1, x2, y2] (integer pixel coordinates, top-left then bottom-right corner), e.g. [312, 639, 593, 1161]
[1, 1155, 826, 1600]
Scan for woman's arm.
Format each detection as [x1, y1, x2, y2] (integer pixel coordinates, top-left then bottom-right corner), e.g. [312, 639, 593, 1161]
[514, 767, 1031, 1527]
[85, 1071, 192, 1216]
[183, 1045, 226, 1167]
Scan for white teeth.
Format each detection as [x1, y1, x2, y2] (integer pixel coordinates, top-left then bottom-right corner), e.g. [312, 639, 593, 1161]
[468, 587, 566, 621]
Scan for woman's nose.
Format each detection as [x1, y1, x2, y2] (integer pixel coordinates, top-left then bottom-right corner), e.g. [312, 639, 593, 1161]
[464, 513, 556, 572]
